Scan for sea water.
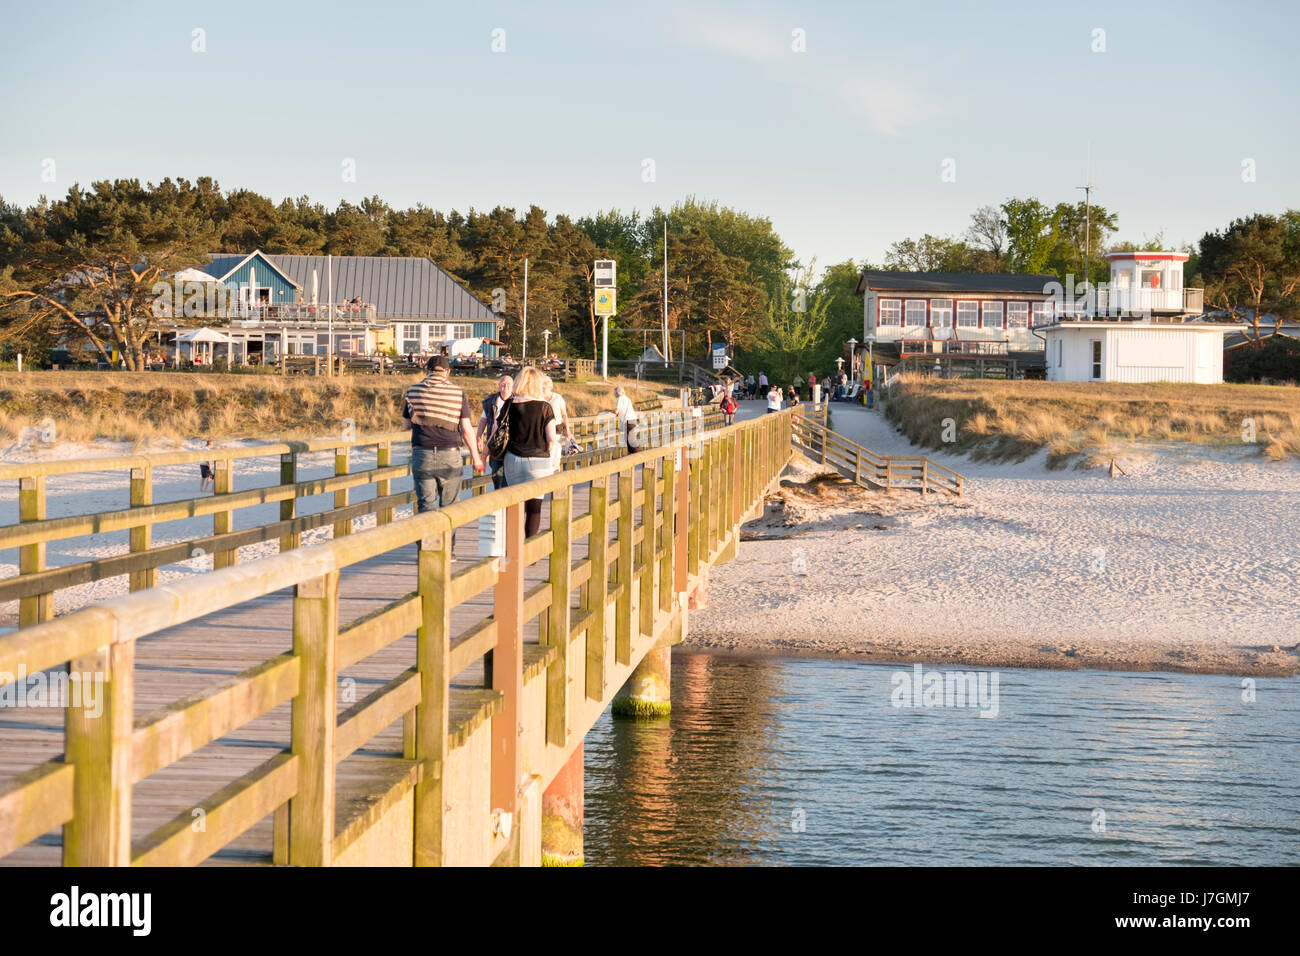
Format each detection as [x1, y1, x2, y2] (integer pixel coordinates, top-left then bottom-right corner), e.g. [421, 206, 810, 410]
[584, 652, 1300, 866]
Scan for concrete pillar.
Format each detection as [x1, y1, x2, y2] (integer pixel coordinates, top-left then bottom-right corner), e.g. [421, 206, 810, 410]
[541, 742, 584, 867]
[612, 642, 672, 719]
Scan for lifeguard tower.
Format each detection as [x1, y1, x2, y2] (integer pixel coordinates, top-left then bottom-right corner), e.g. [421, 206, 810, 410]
[1096, 251, 1204, 318]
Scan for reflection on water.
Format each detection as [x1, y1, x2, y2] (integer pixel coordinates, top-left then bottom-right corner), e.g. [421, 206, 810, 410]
[584, 652, 1300, 866]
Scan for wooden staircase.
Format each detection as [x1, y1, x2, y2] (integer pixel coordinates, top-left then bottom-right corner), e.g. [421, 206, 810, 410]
[792, 414, 964, 496]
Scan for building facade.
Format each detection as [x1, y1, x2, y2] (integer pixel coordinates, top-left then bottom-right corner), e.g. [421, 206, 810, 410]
[199, 251, 500, 362]
[1043, 322, 1240, 383]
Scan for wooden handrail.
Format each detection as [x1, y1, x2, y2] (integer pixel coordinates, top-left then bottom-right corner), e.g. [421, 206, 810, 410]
[0, 408, 795, 866]
[792, 414, 963, 496]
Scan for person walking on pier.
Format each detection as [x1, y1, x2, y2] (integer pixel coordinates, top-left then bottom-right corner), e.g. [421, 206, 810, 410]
[766, 385, 782, 413]
[504, 366, 559, 538]
[543, 375, 577, 462]
[477, 374, 513, 489]
[403, 354, 483, 515]
[758, 371, 768, 397]
[615, 384, 641, 451]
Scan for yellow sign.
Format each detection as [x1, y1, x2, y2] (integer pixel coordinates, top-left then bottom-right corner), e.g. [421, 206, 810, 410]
[595, 288, 616, 316]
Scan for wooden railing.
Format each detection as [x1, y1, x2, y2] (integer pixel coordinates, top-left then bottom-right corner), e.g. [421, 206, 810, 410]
[0, 408, 791, 866]
[0, 404, 721, 627]
[792, 413, 964, 496]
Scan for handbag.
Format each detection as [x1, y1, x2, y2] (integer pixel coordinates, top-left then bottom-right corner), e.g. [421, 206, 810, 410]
[486, 397, 512, 460]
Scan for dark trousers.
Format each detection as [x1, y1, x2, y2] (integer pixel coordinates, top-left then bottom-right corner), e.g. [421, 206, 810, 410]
[489, 456, 507, 490]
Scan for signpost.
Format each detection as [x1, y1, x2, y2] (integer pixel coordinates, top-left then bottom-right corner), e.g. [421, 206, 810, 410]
[594, 259, 616, 380]
[711, 342, 728, 371]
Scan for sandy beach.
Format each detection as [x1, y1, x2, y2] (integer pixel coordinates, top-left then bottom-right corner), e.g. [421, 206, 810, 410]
[688, 403, 1300, 677]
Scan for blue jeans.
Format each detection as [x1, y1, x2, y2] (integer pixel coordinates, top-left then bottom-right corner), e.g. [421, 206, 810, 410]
[411, 447, 464, 513]
[489, 456, 507, 490]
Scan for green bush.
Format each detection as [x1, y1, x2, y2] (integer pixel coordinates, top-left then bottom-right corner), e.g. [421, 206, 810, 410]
[1226, 338, 1300, 384]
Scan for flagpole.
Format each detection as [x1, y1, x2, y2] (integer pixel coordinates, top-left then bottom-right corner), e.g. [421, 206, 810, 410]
[662, 219, 669, 361]
[327, 254, 334, 377]
[522, 258, 529, 363]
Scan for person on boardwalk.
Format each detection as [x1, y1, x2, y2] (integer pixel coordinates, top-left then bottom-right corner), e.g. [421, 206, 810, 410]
[476, 374, 513, 489]
[758, 371, 768, 396]
[403, 354, 483, 515]
[199, 438, 215, 492]
[615, 384, 641, 451]
[505, 366, 559, 538]
[543, 375, 577, 461]
[766, 385, 782, 413]
[746, 373, 755, 398]
[721, 387, 739, 426]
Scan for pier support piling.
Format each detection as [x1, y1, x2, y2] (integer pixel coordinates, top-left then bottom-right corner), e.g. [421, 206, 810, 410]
[612, 634, 673, 719]
[541, 742, 584, 866]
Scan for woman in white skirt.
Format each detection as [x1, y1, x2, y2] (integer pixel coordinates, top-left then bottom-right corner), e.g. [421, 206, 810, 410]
[504, 366, 559, 538]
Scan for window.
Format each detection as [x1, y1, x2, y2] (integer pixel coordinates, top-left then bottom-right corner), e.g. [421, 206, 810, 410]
[981, 301, 1004, 329]
[956, 301, 979, 327]
[429, 324, 448, 342]
[452, 324, 473, 339]
[905, 300, 927, 327]
[1032, 302, 1053, 326]
[1091, 340, 1103, 379]
[1055, 339, 1063, 367]
[401, 324, 420, 343]
[878, 299, 901, 326]
[930, 298, 953, 328]
[1007, 302, 1029, 328]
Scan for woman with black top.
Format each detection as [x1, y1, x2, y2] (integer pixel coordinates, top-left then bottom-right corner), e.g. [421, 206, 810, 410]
[503, 366, 559, 537]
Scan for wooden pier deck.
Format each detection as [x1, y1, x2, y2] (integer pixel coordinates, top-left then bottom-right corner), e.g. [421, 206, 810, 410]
[0, 409, 794, 866]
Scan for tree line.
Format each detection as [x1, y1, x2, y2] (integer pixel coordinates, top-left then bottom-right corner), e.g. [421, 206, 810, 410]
[1, 177, 1296, 376]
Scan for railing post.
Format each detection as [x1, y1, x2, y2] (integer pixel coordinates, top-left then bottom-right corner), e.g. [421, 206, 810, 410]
[279, 451, 300, 553]
[545, 488, 572, 746]
[414, 529, 452, 866]
[674, 446, 689, 598]
[922, 459, 929, 494]
[288, 570, 339, 866]
[614, 467, 635, 665]
[688, 440, 702, 579]
[129, 466, 156, 591]
[63, 636, 133, 866]
[213, 457, 236, 569]
[639, 459, 657, 639]
[18, 475, 52, 626]
[492, 502, 525, 816]
[583, 477, 609, 701]
[333, 446, 350, 539]
[659, 451, 676, 615]
[376, 441, 394, 525]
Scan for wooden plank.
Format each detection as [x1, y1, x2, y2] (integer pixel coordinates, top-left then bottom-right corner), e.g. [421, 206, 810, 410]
[18, 476, 51, 626]
[449, 618, 497, 679]
[337, 592, 420, 671]
[288, 571, 339, 866]
[450, 555, 500, 607]
[0, 760, 75, 858]
[129, 466, 156, 591]
[614, 468, 635, 666]
[334, 668, 421, 764]
[491, 502, 524, 814]
[333, 447, 351, 539]
[414, 529, 451, 866]
[544, 486, 572, 746]
[132, 752, 298, 867]
[63, 639, 133, 865]
[583, 477, 608, 701]
[639, 461, 657, 640]
[132, 653, 301, 781]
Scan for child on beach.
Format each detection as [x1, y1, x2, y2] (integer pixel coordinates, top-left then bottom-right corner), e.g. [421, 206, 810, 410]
[199, 439, 215, 492]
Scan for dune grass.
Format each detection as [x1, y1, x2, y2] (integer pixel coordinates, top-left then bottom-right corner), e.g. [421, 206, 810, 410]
[882, 375, 1300, 468]
[0, 371, 675, 446]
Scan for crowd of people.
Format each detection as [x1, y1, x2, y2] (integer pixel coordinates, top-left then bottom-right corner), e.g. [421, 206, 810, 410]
[715, 367, 871, 412]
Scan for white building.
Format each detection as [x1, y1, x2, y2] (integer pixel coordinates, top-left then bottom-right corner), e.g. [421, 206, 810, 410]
[1043, 321, 1241, 383]
[1096, 251, 1205, 316]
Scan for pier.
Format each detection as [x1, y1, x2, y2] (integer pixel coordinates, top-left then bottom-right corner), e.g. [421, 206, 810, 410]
[0, 407, 793, 866]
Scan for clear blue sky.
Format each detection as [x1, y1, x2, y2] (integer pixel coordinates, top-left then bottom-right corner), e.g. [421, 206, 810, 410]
[1, 0, 1296, 270]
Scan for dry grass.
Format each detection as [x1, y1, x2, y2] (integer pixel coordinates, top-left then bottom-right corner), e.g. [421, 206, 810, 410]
[0, 371, 675, 445]
[883, 375, 1300, 468]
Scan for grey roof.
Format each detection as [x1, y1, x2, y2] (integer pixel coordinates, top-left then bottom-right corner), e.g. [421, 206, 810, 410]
[206, 252, 498, 323]
[1224, 324, 1300, 349]
[857, 270, 1060, 296]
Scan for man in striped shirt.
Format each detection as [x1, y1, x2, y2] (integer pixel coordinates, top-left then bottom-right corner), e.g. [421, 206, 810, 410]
[402, 354, 483, 514]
